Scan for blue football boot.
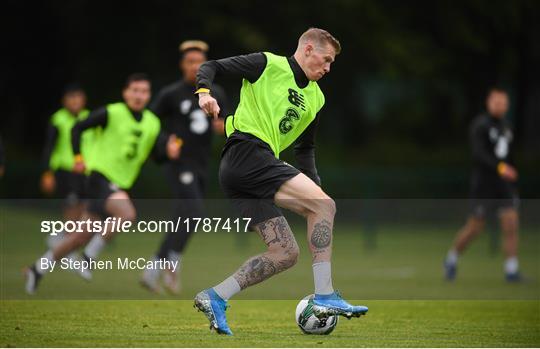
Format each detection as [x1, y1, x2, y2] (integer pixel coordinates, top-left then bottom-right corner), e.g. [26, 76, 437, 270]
[312, 291, 368, 319]
[444, 259, 457, 281]
[505, 272, 522, 283]
[194, 288, 233, 335]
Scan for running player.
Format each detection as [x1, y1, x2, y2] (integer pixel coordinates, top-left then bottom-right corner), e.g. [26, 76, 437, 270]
[141, 40, 230, 294]
[40, 85, 97, 271]
[24, 73, 181, 294]
[40, 84, 93, 221]
[444, 87, 521, 282]
[192, 28, 368, 335]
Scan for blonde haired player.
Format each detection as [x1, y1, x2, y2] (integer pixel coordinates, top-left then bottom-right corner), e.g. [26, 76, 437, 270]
[193, 28, 368, 335]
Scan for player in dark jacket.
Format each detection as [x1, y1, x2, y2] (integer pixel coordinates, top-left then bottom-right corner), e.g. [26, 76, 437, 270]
[444, 87, 521, 282]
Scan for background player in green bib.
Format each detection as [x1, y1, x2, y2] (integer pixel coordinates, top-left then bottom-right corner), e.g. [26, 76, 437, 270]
[193, 28, 368, 335]
[40, 85, 94, 220]
[25, 74, 181, 294]
[39, 85, 99, 275]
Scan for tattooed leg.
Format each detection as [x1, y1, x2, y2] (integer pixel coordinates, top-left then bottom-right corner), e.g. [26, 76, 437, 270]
[274, 173, 336, 263]
[308, 217, 334, 263]
[233, 216, 299, 289]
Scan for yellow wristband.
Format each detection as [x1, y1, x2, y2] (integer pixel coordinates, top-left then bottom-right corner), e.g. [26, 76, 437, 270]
[195, 88, 210, 94]
[74, 154, 84, 162]
[175, 137, 184, 147]
[497, 162, 507, 175]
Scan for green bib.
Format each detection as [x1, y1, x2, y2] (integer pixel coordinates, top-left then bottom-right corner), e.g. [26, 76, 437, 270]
[226, 52, 325, 157]
[49, 108, 92, 171]
[89, 102, 160, 189]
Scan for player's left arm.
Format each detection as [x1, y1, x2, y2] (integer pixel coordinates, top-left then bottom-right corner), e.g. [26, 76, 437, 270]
[504, 122, 517, 166]
[294, 116, 321, 186]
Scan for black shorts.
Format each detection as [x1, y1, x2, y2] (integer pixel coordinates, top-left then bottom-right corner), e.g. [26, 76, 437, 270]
[469, 173, 519, 217]
[86, 171, 123, 218]
[165, 161, 207, 200]
[219, 132, 300, 227]
[54, 169, 86, 205]
[164, 161, 206, 218]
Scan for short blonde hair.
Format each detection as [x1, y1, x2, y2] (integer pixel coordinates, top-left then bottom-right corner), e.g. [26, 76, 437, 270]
[179, 40, 209, 53]
[299, 28, 341, 54]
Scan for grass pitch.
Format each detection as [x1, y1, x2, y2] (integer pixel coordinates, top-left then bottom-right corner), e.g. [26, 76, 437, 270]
[1, 300, 539, 347]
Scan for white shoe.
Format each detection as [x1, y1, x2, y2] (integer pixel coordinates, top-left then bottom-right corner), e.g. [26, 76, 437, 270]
[163, 268, 181, 295]
[75, 263, 93, 281]
[24, 266, 42, 295]
[140, 269, 162, 293]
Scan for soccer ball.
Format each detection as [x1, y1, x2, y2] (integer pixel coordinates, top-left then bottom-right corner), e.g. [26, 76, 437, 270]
[295, 294, 338, 335]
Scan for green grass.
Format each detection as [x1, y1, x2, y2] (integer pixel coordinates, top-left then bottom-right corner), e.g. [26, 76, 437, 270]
[1, 300, 539, 347]
[1, 204, 539, 346]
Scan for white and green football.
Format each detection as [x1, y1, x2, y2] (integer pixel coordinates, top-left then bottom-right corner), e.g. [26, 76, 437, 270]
[295, 294, 338, 335]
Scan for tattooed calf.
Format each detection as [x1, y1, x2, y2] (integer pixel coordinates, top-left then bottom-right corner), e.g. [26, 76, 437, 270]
[234, 255, 278, 289]
[310, 219, 332, 249]
[257, 216, 297, 253]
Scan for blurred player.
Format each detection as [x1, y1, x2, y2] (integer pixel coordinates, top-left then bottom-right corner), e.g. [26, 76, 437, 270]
[444, 87, 521, 282]
[141, 40, 230, 294]
[39, 85, 97, 270]
[192, 28, 368, 335]
[24, 74, 181, 294]
[40, 85, 93, 221]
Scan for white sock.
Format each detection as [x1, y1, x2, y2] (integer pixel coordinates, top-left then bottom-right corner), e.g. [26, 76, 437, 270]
[35, 250, 53, 275]
[66, 252, 78, 262]
[504, 257, 519, 274]
[446, 249, 458, 265]
[47, 231, 64, 249]
[313, 261, 334, 295]
[47, 231, 78, 262]
[168, 251, 181, 265]
[213, 276, 241, 300]
[84, 235, 107, 259]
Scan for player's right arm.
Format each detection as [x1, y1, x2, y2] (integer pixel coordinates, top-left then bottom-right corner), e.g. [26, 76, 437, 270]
[71, 107, 108, 173]
[209, 85, 231, 135]
[196, 53, 267, 118]
[148, 87, 173, 121]
[40, 123, 58, 194]
[148, 86, 185, 160]
[149, 130, 182, 163]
